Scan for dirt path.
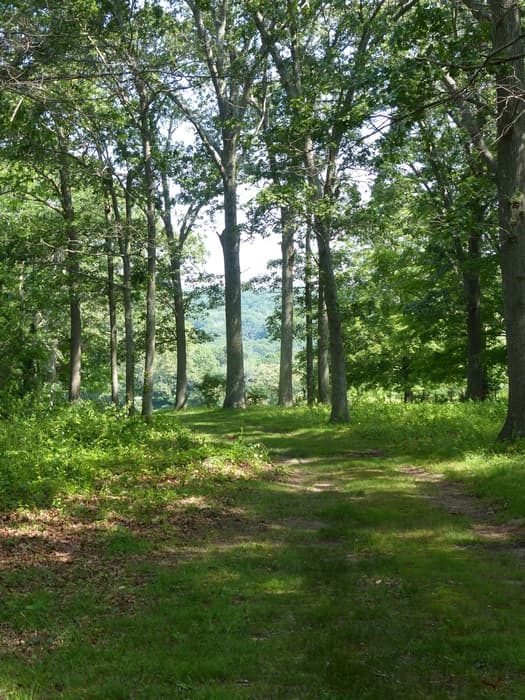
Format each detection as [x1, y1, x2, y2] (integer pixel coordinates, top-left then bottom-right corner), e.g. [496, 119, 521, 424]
[397, 464, 525, 561]
[3, 441, 525, 697]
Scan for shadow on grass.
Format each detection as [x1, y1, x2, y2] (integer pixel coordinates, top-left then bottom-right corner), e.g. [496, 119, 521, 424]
[173, 405, 505, 464]
[2, 447, 525, 699]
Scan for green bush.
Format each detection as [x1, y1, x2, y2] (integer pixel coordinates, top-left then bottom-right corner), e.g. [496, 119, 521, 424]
[0, 401, 272, 512]
[195, 373, 226, 407]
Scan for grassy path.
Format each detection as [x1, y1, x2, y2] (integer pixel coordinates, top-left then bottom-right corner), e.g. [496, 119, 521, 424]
[2, 407, 525, 698]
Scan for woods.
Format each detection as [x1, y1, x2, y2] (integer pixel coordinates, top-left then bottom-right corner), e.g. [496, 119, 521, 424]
[0, 0, 524, 434]
[5, 4, 525, 696]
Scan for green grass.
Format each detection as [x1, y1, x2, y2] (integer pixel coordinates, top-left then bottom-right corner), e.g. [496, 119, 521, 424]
[1, 400, 525, 698]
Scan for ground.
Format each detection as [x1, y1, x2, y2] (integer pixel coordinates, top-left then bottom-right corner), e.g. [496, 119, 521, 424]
[2, 410, 525, 698]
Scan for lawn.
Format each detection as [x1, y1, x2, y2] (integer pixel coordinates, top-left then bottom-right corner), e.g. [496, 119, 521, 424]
[1, 401, 525, 699]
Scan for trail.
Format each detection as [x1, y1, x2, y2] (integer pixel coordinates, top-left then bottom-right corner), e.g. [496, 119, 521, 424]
[3, 425, 525, 697]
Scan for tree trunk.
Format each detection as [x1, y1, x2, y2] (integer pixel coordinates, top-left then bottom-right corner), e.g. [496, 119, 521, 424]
[58, 151, 81, 403]
[172, 260, 188, 411]
[68, 271, 81, 403]
[103, 194, 119, 406]
[278, 205, 294, 407]
[161, 172, 188, 410]
[317, 276, 330, 405]
[305, 224, 315, 405]
[315, 224, 350, 422]
[464, 226, 488, 401]
[107, 240, 119, 406]
[107, 169, 135, 413]
[490, 0, 525, 438]
[303, 135, 349, 421]
[122, 173, 135, 414]
[422, 120, 490, 404]
[220, 156, 246, 409]
[137, 79, 157, 422]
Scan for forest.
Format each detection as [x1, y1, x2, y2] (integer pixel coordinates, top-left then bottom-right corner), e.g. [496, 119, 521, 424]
[3, 1, 525, 698]
[2, 0, 524, 433]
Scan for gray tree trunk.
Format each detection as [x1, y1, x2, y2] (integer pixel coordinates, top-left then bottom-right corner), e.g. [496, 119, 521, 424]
[137, 79, 157, 422]
[303, 134, 349, 421]
[108, 171, 135, 414]
[305, 225, 315, 405]
[107, 238, 119, 406]
[464, 226, 488, 401]
[161, 172, 188, 410]
[278, 206, 294, 407]
[315, 225, 349, 421]
[490, 0, 525, 438]
[317, 277, 330, 405]
[123, 174, 135, 414]
[58, 150, 81, 403]
[220, 164, 246, 409]
[102, 193, 119, 406]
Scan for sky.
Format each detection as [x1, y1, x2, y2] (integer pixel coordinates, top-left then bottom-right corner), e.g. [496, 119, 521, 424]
[203, 227, 281, 281]
[199, 182, 281, 281]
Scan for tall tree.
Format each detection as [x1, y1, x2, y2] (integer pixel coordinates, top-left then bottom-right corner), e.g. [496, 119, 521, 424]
[158, 139, 217, 409]
[253, 0, 393, 421]
[168, 0, 269, 408]
[489, 0, 525, 437]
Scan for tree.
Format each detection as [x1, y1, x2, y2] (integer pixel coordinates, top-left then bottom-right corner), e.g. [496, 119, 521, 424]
[253, 0, 395, 421]
[158, 137, 220, 409]
[488, 0, 525, 437]
[167, 0, 270, 409]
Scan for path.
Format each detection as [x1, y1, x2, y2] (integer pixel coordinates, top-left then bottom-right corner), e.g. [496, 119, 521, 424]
[2, 422, 525, 697]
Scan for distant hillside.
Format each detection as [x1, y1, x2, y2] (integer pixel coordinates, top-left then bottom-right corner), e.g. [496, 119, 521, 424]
[184, 288, 280, 404]
[191, 288, 278, 344]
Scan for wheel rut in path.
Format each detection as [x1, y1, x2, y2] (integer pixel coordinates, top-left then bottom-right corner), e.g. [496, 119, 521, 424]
[273, 453, 525, 564]
[397, 465, 525, 561]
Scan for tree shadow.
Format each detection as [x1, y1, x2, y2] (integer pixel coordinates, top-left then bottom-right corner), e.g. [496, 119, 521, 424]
[1, 450, 525, 698]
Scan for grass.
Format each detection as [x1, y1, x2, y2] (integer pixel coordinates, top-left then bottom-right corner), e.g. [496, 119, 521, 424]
[1, 400, 525, 698]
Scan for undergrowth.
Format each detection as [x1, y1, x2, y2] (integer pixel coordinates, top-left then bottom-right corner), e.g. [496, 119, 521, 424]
[0, 402, 270, 512]
[181, 399, 525, 519]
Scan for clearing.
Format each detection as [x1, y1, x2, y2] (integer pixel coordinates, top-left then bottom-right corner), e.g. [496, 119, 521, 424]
[1, 406, 525, 699]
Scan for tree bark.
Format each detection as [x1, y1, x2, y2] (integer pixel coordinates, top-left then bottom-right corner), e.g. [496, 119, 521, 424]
[122, 173, 136, 414]
[315, 224, 349, 421]
[464, 225, 489, 401]
[317, 275, 330, 405]
[58, 149, 81, 403]
[161, 172, 188, 410]
[107, 170, 135, 414]
[220, 160, 246, 409]
[490, 0, 525, 438]
[137, 78, 157, 422]
[107, 239, 119, 406]
[103, 193, 119, 406]
[278, 205, 294, 407]
[303, 131, 349, 420]
[305, 224, 315, 405]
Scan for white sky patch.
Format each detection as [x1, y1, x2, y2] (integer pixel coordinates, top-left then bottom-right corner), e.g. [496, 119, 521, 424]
[200, 183, 281, 281]
[202, 228, 280, 280]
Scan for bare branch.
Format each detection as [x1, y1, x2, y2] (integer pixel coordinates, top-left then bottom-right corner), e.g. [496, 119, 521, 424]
[442, 71, 497, 172]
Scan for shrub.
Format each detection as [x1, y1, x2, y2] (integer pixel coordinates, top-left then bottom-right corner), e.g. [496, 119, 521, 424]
[195, 373, 226, 407]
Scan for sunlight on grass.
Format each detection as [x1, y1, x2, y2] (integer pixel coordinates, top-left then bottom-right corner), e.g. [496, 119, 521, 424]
[2, 401, 525, 698]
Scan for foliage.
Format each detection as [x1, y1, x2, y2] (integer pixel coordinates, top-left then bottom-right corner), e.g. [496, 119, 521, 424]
[0, 0, 517, 428]
[0, 402, 271, 511]
[194, 372, 226, 407]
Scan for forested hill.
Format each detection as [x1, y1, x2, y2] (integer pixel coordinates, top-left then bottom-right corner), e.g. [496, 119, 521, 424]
[184, 288, 280, 406]
[193, 289, 277, 341]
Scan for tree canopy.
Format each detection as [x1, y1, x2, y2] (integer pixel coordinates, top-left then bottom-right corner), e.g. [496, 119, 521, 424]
[1, 0, 523, 435]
